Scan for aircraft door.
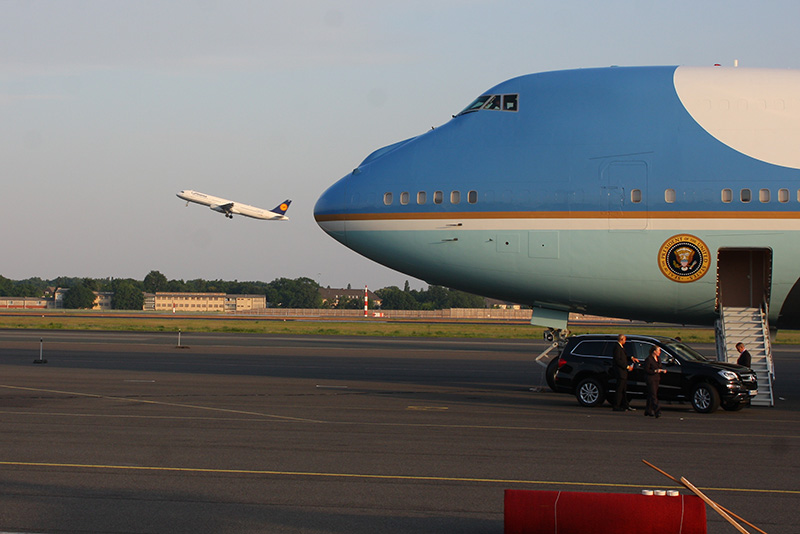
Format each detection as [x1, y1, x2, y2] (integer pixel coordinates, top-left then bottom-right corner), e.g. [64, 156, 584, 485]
[717, 248, 772, 309]
[603, 161, 648, 230]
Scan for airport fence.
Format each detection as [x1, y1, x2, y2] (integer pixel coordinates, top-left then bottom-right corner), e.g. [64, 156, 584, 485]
[233, 308, 535, 321]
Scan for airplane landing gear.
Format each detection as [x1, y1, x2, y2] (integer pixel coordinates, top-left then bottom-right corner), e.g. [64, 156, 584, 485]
[535, 328, 570, 391]
[543, 327, 569, 343]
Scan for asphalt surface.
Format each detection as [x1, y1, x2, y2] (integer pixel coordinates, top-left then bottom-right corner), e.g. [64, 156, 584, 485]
[0, 330, 796, 534]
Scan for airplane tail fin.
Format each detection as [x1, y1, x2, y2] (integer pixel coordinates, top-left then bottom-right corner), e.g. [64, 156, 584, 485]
[272, 200, 292, 216]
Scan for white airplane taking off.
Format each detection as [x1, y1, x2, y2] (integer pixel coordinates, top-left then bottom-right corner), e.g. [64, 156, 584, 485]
[177, 190, 291, 221]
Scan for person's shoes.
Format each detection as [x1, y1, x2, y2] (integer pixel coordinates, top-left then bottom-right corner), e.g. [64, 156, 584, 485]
[626, 406, 636, 411]
[645, 412, 652, 417]
[612, 407, 625, 412]
[655, 412, 661, 419]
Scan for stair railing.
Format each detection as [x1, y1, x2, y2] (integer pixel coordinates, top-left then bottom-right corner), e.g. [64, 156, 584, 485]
[761, 299, 775, 381]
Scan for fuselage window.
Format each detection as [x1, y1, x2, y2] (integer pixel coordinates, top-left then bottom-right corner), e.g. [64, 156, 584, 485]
[450, 191, 461, 204]
[631, 189, 642, 203]
[383, 192, 393, 206]
[740, 189, 751, 203]
[468, 190, 478, 204]
[417, 191, 427, 205]
[721, 189, 732, 203]
[503, 94, 518, 111]
[665, 189, 676, 203]
[434, 191, 443, 204]
[759, 189, 770, 203]
[779, 189, 789, 203]
[400, 192, 410, 205]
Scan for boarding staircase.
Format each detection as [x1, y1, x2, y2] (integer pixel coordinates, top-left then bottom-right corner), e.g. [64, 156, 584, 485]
[715, 304, 774, 407]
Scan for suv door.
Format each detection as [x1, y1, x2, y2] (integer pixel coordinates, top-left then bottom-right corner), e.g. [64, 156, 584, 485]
[656, 350, 684, 399]
[625, 341, 655, 395]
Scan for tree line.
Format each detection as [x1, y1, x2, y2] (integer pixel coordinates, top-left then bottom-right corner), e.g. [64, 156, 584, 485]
[0, 272, 488, 310]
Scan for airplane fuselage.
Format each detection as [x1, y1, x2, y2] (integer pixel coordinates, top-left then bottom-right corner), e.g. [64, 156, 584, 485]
[177, 190, 290, 221]
[315, 66, 800, 329]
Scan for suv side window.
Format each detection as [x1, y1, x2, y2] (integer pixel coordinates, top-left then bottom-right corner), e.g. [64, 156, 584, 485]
[571, 341, 613, 357]
[626, 341, 656, 360]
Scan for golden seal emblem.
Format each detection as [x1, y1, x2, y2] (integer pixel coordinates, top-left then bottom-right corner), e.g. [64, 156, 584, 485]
[658, 234, 710, 283]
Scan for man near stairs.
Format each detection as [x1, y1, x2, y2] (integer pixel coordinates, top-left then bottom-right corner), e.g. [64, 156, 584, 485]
[735, 342, 752, 368]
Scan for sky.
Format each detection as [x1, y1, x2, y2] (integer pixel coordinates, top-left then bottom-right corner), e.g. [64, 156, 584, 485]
[2, 0, 800, 291]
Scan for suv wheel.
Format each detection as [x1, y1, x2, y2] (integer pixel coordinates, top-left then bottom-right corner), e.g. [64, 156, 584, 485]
[576, 377, 605, 407]
[691, 383, 720, 413]
[545, 357, 559, 392]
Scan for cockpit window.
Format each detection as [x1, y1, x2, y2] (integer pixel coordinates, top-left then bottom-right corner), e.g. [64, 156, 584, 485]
[503, 94, 518, 111]
[460, 95, 493, 114]
[484, 95, 502, 110]
[458, 94, 519, 115]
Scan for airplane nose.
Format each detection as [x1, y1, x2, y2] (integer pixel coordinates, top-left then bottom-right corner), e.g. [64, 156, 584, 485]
[314, 175, 349, 245]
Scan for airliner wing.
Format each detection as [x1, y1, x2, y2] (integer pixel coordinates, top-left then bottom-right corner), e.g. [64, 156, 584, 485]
[217, 202, 235, 214]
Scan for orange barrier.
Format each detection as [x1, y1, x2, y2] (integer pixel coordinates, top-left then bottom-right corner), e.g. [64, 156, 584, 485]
[505, 489, 706, 534]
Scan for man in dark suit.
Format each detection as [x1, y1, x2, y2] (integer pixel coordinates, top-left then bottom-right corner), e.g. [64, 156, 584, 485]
[736, 342, 752, 368]
[612, 334, 638, 411]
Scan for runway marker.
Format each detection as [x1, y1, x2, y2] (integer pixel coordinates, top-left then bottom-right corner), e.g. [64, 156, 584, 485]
[0, 460, 796, 496]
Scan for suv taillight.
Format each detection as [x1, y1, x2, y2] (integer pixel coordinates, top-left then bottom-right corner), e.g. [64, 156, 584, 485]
[557, 357, 567, 368]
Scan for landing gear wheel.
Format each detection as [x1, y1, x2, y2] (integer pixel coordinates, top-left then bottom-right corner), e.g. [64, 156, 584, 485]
[543, 328, 570, 343]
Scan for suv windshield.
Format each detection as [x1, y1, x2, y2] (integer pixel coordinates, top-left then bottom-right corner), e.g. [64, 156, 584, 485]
[664, 341, 709, 362]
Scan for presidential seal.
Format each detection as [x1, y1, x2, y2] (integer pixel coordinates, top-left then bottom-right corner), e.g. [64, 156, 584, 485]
[658, 234, 711, 283]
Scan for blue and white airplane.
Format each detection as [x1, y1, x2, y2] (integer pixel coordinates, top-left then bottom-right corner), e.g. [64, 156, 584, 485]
[314, 66, 800, 335]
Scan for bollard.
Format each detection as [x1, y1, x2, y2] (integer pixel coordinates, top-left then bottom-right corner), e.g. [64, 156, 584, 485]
[33, 338, 48, 364]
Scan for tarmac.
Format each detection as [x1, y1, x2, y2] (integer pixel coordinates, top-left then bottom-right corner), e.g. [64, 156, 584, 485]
[0, 330, 797, 533]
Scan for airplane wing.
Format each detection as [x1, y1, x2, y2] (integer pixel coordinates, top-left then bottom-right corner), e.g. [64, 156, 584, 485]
[216, 202, 235, 214]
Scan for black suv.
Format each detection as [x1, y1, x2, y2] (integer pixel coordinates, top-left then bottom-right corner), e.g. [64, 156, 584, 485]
[550, 334, 758, 413]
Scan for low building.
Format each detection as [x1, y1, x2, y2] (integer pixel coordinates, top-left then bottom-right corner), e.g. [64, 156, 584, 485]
[52, 288, 113, 310]
[0, 296, 50, 309]
[94, 292, 113, 311]
[153, 292, 226, 313]
[225, 294, 267, 312]
[485, 298, 522, 309]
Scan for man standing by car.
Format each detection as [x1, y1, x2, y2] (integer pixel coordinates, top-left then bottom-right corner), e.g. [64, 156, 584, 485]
[736, 342, 752, 368]
[612, 334, 638, 411]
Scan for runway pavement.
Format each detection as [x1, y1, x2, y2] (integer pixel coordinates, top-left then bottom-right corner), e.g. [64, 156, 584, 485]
[0, 330, 797, 533]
